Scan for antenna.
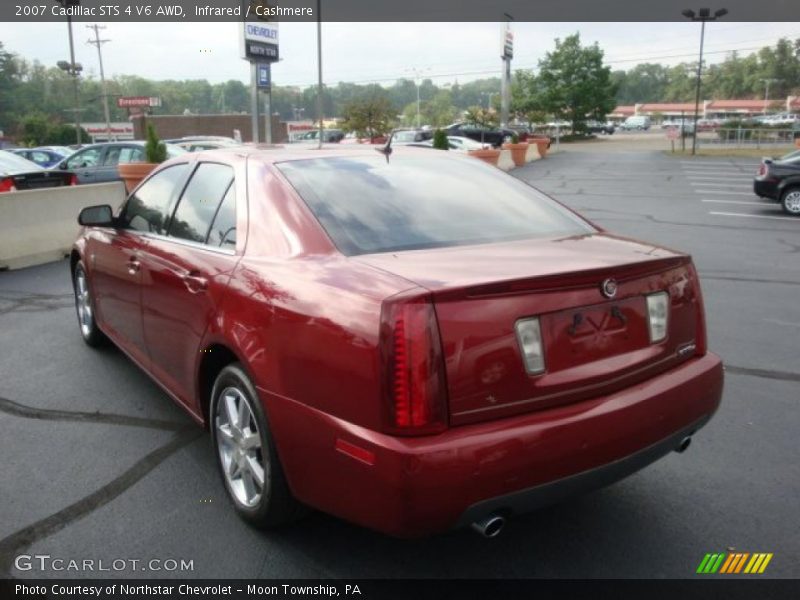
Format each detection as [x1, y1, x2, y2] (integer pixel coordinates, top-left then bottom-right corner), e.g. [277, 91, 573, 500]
[376, 131, 393, 162]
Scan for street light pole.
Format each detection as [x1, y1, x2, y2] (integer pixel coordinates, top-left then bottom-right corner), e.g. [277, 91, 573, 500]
[682, 7, 728, 155]
[762, 78, 781, 114]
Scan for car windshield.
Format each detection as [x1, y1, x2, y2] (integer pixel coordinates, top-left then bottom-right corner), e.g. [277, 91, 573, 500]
[0, 150, 42, 174]
[393, 131, 418, 143]
[165, 143, 188, 157]
[277, 154, 594, 256]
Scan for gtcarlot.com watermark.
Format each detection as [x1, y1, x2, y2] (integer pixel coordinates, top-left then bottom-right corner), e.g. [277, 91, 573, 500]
[14, 553, 194, 573]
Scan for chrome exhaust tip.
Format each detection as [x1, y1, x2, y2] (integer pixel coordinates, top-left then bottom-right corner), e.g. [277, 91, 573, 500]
[676, 436, 692, 453]
[471, 514, 506, 538]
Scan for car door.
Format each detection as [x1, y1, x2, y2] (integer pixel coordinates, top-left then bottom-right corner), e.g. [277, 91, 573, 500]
[138, 161, 240, 412]
[96, 145, 144, 183]
[63, 146, 105, 184]
[90, 162, 192, 368]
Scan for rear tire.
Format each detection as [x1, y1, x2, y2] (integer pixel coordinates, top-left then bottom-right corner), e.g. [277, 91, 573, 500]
[781, 187, 800, 216]
[210, 363, 303, 528]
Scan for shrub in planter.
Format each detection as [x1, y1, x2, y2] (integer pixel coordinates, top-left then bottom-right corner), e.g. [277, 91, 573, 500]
[432, 129, 449, 150]
[118, 123, 167, 193]
[464, 106, 502, 166]
[501, 132, 530, 167]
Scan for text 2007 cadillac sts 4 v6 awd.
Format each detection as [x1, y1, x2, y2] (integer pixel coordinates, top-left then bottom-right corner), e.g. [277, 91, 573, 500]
[71, 146, 723, 538]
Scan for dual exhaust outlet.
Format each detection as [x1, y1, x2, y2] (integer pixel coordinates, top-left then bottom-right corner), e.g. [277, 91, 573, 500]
[470, 434, 694, 538]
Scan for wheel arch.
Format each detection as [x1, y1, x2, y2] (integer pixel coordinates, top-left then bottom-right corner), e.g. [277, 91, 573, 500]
[196, 342, 246, 430]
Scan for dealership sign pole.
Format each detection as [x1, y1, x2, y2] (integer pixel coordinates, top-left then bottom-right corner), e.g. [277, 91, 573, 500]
[240, 6, 279, 144]
[500, 14, 513, 127]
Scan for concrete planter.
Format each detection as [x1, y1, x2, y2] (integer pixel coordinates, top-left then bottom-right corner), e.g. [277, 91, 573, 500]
[530, 136, 551, 158]
[468, 148, 502, 166]
[502, 142, 530, 167]
[118, 162, 158, 193]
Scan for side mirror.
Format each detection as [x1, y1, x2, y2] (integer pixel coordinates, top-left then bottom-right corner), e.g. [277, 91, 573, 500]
[59, 161, 67, 170]
[78, 204, 114, 227]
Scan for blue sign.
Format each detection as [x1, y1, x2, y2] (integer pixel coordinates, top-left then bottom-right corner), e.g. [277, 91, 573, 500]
[257, 63, 270, 89]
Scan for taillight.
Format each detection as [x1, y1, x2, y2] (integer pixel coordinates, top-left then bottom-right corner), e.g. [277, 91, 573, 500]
[687, 262, 708, 356]
[0, 177, 17, 193]
[646, 292, 669, 343]
[381, 293, 447, 435]
[69, 174, 79, 186]
[757, 163, 767, 177]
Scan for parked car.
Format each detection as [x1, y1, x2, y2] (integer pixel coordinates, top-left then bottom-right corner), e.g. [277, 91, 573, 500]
[10, 147, 71, 168]
[619, 116, 651, 131]
[296, 129, 345, 143]
[165, 137, 240, 152]
[754, 149, 800, 215]
[444, 122, 516, 148]
[446, 135, 490, 152]
[55, 141, 186, 184]
[389, 129, 433, 144]
[585, 120, 615, 135]
[0, 150, 77, 192]
[71, 146, 723, 538]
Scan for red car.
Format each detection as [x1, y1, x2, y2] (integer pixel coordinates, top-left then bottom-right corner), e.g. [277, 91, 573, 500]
[72, 146, 723, 538]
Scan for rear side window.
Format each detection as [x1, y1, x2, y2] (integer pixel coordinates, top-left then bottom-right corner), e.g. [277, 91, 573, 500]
[207, 185, 237, 248]
[122, 164, 189, 234]
[168, 163, 234, 244]
[66, 147, 102, 169]
[277, 155, 594, 256]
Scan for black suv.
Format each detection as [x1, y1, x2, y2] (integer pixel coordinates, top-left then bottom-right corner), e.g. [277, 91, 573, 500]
[443, 123, 516, 148]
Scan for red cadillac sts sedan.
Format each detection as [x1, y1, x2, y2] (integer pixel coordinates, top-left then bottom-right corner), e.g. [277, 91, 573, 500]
[71, 146, 723, 538]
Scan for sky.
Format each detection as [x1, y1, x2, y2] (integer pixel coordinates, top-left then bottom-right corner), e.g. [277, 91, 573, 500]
[3, 21, 799, 88]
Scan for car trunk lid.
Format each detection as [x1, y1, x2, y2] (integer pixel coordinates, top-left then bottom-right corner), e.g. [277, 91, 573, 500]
[356, 233, 703, 426]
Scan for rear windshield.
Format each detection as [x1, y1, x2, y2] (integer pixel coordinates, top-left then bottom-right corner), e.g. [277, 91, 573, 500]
[276, 154, 594, 255]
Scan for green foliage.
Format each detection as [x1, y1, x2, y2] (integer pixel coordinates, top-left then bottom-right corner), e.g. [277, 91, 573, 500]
[47, 124, 88, 145]
[144, 123, 167, 163]
[340, 93, 395, 139]
[432, 128, 449, 150]
[463, 106, 498, 144]
[511, 69, 548, 126]
[17, 113, 87, 146]
[510, 132, 520, 144]
[535, 33, 616, 132]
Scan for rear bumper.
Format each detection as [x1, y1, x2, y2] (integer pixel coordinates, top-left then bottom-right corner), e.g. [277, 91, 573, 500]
[263, 352, 723, 538]
[754, 179, 779, 200]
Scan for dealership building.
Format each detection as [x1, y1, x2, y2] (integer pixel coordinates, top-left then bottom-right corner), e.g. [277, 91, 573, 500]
[610, 96, 800, 121]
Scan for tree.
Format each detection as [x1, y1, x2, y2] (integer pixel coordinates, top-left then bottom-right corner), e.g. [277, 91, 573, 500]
[536, 34, 616, 132]
[340, 93, 395, 139]
[432, 128, 449, 150]
[463, 106, 498, 145]
[511, 69, 548, 127]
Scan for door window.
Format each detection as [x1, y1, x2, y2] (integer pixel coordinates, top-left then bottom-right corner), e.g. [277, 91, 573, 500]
[168, 163, 234, 244]
[66, 147, 103, 169]
[118, 146, 144, 164]
[121, 164, 189, 234]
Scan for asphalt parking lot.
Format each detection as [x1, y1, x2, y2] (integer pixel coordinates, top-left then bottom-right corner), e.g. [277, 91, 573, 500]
[1, 146, 798, 579]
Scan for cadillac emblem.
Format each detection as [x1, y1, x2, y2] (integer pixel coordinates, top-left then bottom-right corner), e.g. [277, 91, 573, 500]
[601, 278, 618, 299]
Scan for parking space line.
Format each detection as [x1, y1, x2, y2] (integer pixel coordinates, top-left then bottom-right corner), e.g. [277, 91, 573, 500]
[709, 211, 800, 221]
[693, 190, 756, 196]
[701, 199, 776, 206]
[687, 175, 752, 180]
[690, 182, 749, 187]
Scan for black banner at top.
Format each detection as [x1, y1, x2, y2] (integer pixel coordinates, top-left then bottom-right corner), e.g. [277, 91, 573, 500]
[1, 0, 798, 22]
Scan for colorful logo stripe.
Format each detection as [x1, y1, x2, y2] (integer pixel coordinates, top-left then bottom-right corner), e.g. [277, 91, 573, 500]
[696, 553, 773, 574]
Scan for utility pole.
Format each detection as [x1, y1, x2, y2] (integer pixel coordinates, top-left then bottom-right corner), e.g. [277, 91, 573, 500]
[762, 78, 781, 114]
[316, 0, 323, 148]
[86, 24, 113, 141]
[499, 13, 514, 127]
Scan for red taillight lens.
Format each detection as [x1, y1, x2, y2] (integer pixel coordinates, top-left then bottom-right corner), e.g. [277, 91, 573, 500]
[0, 177, 16, 193]
[757, 163, 767, 177]
[69, 174, 79, 186]
[381, 294, 447, 435]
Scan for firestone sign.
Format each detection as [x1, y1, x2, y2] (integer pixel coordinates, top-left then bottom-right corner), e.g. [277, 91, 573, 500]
[116, 96, 161, 108]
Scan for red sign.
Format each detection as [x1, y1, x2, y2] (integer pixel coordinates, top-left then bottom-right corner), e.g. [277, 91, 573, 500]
[666, 128, 679, 140]
[117, 96, 161, 108]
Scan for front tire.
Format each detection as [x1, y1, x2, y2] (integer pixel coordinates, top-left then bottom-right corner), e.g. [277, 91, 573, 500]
[210, 363, 302, 528]
[781, 187, 800, 216]
[72, 261, 106, 347]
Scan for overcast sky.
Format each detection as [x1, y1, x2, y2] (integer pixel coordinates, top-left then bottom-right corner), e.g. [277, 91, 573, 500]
[3, 21, 799, 87]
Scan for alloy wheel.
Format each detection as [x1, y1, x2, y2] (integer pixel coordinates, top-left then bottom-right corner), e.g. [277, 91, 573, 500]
[783, 190, 800, 215]
[74, 266, 93, 338]
[215, 387, 269, 508]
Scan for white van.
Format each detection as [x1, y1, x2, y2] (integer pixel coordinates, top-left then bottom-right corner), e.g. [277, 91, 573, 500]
[621, 116, 652, 131]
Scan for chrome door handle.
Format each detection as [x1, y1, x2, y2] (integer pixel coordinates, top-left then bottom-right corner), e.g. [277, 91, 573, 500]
[182, 273, 208, 293]
[127, 259, 140, 275]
